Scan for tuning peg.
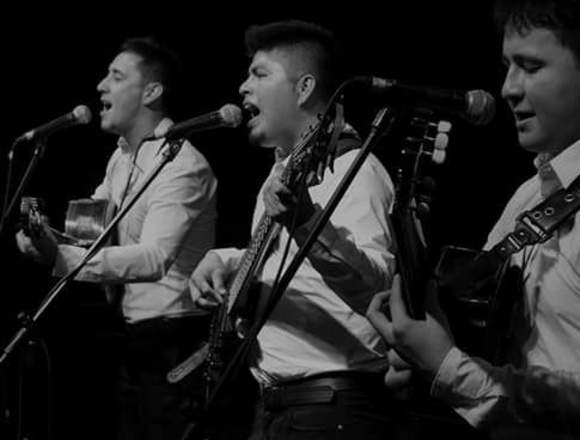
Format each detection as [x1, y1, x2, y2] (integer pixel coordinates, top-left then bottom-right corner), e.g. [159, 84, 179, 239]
[437, 120, 452, 133]
[432, 149, 446, 164]
[434, 133, 449, 150]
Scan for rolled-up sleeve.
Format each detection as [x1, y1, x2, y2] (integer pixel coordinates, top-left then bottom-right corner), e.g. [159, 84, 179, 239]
[292, 152, 395, 314]
[53, 146, 217, 284]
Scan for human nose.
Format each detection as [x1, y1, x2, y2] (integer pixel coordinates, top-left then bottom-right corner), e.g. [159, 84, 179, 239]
[97, 75, 108, 93]
[501, 64, 524, 103]
[239, 76, 251, 97]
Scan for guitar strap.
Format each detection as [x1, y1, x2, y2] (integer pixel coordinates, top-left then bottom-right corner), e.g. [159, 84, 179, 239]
[482, 174, 580, 363]
[438, 174, 580, 363]
[491, 173, 580, 260]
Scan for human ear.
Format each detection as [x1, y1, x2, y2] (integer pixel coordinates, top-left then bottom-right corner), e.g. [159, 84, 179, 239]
[143, 82, 164, 105]
[296, 74, 316, 106]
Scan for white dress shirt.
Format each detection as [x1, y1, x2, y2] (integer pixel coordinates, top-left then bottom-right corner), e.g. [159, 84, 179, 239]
[432, 138, 580, 427]
[54, 118, 218, 323]
[213, 146, 395, 386]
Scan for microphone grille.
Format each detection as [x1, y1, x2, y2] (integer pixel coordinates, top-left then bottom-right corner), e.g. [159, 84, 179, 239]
[219, 104, 243, 128]
[466, 90, 495, 126]
[72, 105, 92, 125]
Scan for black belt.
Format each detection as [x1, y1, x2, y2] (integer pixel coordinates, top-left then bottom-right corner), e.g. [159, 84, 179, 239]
[262, 373, 384, 410]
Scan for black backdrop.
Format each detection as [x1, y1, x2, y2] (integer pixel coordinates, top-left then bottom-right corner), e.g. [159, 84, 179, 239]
[0, 2, 536, 439]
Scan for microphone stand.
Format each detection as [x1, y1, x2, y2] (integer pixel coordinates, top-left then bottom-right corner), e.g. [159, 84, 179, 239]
[184, 106, 397, 440]
[0, 139, 46, 237]
[0, 137, 184, 366]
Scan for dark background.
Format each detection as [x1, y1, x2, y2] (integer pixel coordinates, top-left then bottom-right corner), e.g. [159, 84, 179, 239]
[0, 2, 536, 439]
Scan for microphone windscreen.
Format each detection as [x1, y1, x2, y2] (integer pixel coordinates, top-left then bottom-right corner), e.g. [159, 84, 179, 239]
[219, 104, 243, 128]
[72, 105, 92, 125]
[465, 90, 495, 126]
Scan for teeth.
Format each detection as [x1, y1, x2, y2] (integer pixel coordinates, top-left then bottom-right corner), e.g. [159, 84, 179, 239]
[243, 103, 259, 118]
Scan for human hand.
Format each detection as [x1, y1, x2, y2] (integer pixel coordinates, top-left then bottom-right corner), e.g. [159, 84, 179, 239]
[15, 222, 58, 267]
[367, 274, 454, 379]
[263, 163, 315, 228]
[190, 251, 230, 310]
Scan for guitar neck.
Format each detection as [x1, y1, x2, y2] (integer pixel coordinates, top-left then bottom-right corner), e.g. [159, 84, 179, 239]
[227, 213, 281, 313]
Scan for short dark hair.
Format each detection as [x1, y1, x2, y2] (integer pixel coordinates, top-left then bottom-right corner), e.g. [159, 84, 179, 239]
[494, 0, 580, 63]
[120, 36, 183, 113]
[244, 20, 343, 101]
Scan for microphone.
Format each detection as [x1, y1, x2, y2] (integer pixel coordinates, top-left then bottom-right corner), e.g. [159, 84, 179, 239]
[16, 105, 92, 142]
[147, 104, 243, 141]
[359, 77, 496, 126]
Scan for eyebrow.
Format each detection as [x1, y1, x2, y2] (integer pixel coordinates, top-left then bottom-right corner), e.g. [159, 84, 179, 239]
[109, 66, 125, 75]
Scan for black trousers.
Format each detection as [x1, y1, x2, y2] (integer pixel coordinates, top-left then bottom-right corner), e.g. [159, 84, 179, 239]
[117, 315, 210, 440]
[248, 372, 413, 440]
[248, 372, 488, 440]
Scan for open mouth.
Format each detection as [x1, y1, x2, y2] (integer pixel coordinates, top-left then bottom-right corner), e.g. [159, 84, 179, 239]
[101, 99, 113, 114]
[243, 102, 260, 123]
[514, 111, 535, 123]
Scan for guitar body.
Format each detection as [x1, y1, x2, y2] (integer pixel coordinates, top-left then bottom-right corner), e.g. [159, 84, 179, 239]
[64, 198, 114, 247]
[435, 245, 524, 364]
[20, 195, 121, 306]
[20, 196, 114, 248]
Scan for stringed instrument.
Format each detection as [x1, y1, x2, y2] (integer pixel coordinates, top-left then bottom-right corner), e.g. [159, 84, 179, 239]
[434, 243, 524, 363]
[389, 111, 527, 363]
[202, 102, 345, 392]
[390, 110, 452, 319]
[20, 197, 114, 248]
[435, 175, 580, 364]
[388, 111, 526, 363]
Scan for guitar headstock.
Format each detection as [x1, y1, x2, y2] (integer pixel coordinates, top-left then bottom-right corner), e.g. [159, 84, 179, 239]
[20, 196, 47, 239]
[394, 113, 452, 219]
[391, 112, 453, 319]
[284, 100, 345, 190]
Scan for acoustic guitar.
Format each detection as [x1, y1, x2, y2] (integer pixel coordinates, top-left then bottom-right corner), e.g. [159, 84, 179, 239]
[20, 196, 114, 248]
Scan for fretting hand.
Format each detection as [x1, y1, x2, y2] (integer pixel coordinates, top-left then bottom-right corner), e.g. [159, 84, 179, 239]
[16, 219, 58, 267]
[263, 163, 315, 229]
[366, 274, 455, 381]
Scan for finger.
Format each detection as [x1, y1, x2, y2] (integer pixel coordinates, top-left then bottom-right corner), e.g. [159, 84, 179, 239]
[263, 189, 287, 217]
[16, 231, 30, 252]
[367, 290, 390, 315]
[389, 274, 411, 326]
[196, 297, 221, 310]
[193, 277, 217, 297]
[16, 232, 41, 258]
[275, 182, 292, 197]
[384, 367, 413, 390]
[272, 162, 285, 178]
[388, 348, 410, 370]
[366, 292, 395, 345]
[211, 267, 228, 295]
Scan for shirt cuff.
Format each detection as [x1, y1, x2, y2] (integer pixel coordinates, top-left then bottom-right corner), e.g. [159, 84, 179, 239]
[430, 346, 464, 398]
[52, 244, 83, 278]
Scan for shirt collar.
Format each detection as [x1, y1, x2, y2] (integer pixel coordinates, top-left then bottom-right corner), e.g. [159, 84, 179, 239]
[116, 117, 174, 153]
[534, 138, 580, 190]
